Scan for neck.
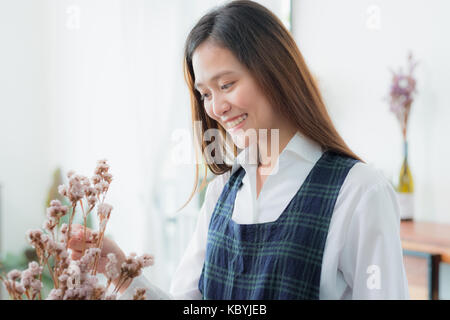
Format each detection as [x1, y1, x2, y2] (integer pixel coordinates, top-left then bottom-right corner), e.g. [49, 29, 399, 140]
[257, 127, 297, 170]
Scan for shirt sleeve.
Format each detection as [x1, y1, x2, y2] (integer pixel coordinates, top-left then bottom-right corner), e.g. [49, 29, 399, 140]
[118, 197, 209, 300]
[169, 175, 224, 299]
[339, 180, 410, 299]
[118, 273, 174, 300]
[118, 174, 224, 300]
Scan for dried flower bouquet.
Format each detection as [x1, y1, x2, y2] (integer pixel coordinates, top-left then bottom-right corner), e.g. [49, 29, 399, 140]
[0, 160, 152, 300]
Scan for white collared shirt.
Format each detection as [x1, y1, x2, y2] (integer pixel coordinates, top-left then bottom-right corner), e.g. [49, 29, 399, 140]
[120, 132, 410, 300]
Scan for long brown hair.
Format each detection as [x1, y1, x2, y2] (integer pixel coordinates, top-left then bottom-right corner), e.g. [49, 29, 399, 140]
[178, 0, 363, 211]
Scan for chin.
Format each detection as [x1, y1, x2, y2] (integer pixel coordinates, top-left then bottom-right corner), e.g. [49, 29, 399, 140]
[231, 131, 256, 150]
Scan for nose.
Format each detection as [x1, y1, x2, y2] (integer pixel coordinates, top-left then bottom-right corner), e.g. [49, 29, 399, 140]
[211, 92, 231, 118]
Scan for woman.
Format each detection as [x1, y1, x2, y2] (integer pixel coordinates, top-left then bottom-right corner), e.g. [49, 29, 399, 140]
[69, 0, 409, 299]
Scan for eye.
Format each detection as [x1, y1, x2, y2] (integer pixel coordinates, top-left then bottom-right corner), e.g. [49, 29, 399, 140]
[221, 82, 234, 90]
[200, 93, 211, 101]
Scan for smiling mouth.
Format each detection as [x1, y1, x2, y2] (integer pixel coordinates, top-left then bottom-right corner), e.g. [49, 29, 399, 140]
[226, 113, 248, 130]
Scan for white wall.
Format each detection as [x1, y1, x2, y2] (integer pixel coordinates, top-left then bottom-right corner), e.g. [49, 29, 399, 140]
[0, 0, 53, 255]
[292, 0, 450, 298]
[0, 0, 293, 294]
[292, 0, 450, 224]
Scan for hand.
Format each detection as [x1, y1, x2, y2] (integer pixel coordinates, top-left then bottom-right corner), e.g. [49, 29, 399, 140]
[68, 224, 126, 275]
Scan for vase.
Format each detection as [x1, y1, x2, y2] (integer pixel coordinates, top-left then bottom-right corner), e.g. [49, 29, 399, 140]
[397, 139, 414, 221]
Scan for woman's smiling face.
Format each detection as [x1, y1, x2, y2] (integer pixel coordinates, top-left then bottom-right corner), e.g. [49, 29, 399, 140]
[192, 40, 282, 149]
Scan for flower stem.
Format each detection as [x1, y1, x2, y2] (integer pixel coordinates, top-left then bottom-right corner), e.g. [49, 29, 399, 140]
[66, 203, 77, 250]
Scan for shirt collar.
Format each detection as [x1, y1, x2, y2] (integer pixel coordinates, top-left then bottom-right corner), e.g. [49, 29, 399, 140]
[230, 131, 323, 176]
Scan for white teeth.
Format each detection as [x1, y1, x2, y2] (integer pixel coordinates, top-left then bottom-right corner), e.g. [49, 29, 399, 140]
[227, 114, 248, 129]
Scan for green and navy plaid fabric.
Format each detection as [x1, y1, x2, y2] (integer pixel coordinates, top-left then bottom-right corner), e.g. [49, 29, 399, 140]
[198, 150, 359, 299]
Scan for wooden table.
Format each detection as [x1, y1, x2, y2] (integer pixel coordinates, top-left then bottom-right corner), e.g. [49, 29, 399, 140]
[400, 220, 450, 300]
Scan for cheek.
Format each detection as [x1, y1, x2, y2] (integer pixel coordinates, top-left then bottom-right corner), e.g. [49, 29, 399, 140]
[202, 99, 221, 123]
[229, 85, 253, 112]
[203, 102, 214, 119]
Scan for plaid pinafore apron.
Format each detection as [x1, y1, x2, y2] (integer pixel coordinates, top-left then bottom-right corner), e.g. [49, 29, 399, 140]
[198, 150, 359, 299]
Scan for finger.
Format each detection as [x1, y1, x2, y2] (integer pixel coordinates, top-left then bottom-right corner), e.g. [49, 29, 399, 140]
[68, 237, 94, 251]
[72, 224, 91, 234]
[71, 250, 83, 260]
[70, 226, 93, 239]
[71, 223, 84, 231]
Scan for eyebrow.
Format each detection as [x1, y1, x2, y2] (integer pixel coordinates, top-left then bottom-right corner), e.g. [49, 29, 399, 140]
[194, 71, 236, 90]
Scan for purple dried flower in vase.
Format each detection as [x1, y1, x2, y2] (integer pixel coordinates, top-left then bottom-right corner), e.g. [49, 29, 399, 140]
[387, 52, 419, 139]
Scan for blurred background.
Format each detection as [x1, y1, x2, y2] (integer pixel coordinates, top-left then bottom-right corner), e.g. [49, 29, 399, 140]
[0, 0, 449, 299]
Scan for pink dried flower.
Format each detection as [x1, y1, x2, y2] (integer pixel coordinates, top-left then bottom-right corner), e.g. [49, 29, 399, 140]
[117, 252, 154, 286]
[80, 176, 91, 188]
[46, 200, 69, 220]
[90, 283, 107, 299]
[7, 270, 21, 281]
[43, 218, 57, 233]
[94, 184, 103, 195]
[85, 186, 96, 197]
[46, 288, 63, 300]
[55, 242, 69, 259]
[92, 174, 102, 185]
[68, 177, 85, 203]
[30, 279, 43, 292]
[15, 283, 25, 295]
[100, 181, 110, 192]
[87, 195, 97, 207]
[106, 253, 120, 280]
[67, 261, 81, 289]
[28, 261, 43, 276]
[79, 248, 101, 272]
[95, 159, 110, 176]
[137, 253, 154, 268]
[97, 203, 113, 220]
[105, 293, 117, 300]
[89, 231, 99, 243]
[19, 262, 43, 299]
[26, 229, 46, 256]
[60, 223, 68, 234]
[133, 288, 147, 300]
[103, 172, 113, 184]
[58, 184, 68, 197]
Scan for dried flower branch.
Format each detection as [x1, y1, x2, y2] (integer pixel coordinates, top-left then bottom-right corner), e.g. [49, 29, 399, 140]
[1, 160, 153, 300]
